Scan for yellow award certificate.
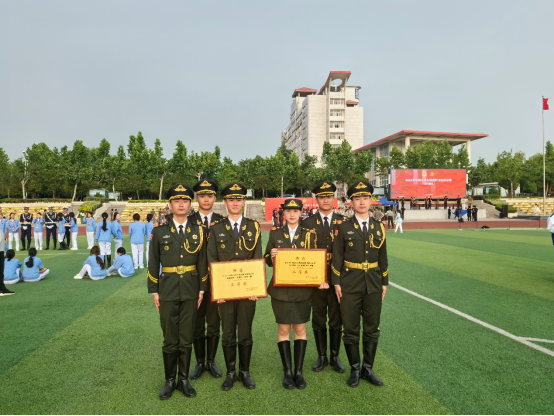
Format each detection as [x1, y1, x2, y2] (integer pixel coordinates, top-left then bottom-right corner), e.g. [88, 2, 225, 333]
[273, 249, 327, 287]
[210, 259, 268, 302]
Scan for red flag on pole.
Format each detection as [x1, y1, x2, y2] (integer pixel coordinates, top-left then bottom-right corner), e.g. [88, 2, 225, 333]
[544, 97, 549, 110]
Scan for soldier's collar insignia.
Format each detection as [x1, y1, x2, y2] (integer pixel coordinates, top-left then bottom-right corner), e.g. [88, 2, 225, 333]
[355, 182, 367, 189]
[321, 183, 332, 189]
[200, 180, 211, 187]
[171, 227, 176, 233]
[242, 225, 247, 230]
[371, 224, 375, 229]
[294, 234, 300, 239]
[229, 184, 241, 190]
[174, 184, 187, 192]
[354, 223, 359, 229]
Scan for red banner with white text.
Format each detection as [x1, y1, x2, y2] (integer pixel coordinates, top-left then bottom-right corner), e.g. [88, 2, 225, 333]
[390, 169, 466, 199]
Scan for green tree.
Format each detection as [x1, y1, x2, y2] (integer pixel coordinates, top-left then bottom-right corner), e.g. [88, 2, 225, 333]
[189, 146, 221, 181]
[216, 157, 238, 189]
[468, 157, 493, 187]
[435, 140, 454, 168]
[103, 146, 127, 201]
[494, 150, 525, 197]
[389, 145, 405, 169]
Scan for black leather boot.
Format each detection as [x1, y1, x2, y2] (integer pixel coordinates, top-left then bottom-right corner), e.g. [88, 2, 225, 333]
[206, 336, 223, 378]
[190, 337, 206, 380]
[277, 341, 295, 389]
[237, 344, 256, 389]
[159, 351, 178, 400]
[45, 239, 50, 250]
[21, 240, 25, 251]
[293, 340, 307, 389]
[312, 329, 328, 372]
[221, 344, 237, 391]
[53, 238, 57, 250]
[176, 348, 196, 398]
[344, 343, 361, 388]
[361, 341, 383, 386]
[329, 330, 346, 373]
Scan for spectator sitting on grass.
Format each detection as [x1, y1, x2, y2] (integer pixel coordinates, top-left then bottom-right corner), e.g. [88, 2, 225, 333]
[74, 246, 107, 281]
[107, 247, 135, 278]
[4, 249, 22, 284]
[21, 247, 49, 282]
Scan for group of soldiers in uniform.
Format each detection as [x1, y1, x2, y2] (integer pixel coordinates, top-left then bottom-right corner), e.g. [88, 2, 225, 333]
[0, 206, 72, 251]
[147, 178, 388, 399]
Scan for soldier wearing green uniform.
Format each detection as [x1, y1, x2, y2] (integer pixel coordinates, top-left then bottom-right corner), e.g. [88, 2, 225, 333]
[301, 181, 346, 373]
[148, 183, 209, 399]
[189, 179, 225, 380]
[265, 198, 320, 389]
[332, 181, 388, 388]
[207, 182, 263, 391]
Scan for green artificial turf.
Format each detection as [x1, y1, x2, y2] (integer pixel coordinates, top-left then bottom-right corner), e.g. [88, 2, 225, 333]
[0, 229, 553, 414]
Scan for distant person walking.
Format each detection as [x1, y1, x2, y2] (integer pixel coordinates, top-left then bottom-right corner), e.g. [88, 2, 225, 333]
[386, 209, 394, 229]
[394, 211, 403, 233]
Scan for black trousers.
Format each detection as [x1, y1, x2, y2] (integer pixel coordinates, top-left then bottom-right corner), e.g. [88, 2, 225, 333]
[312, 284, 342, 331]
[193, 289, 220, 338]
[20, 227, 31, 243]
[159, 299, 198, 353]
[219, 299, 256, 347]
[387, 217, 393, 228]
[340, 292, 382, 344]
[45, 226, 57, 242]
[64, 228, 71, 245]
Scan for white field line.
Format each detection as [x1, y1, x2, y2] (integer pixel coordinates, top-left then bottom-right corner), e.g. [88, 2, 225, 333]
[390, 282, 554, 358]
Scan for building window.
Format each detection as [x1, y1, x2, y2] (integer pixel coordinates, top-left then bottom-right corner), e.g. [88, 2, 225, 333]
[380, 175, 389, 187]
[330, 109, 344, 117]
[370, 150, 376, 172]
[379, 144, 389, 159]
[330, 98, 344, 105]
[330, 121, 344, 129]
[330, 133, 343, 141]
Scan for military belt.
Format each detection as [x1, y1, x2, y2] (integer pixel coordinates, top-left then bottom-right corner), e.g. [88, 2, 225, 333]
[162, 265, 197, 274]
[344, 261, 378, 271]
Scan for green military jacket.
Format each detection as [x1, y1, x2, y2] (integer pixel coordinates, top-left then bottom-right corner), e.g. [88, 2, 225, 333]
[147, 220, 209, 301]
[301, 211, 346, 265]
[207, 216, 263, 266]
[264, 226, 317, 302]
[331, 216, 388, 295]
[188, 211, 224, 229]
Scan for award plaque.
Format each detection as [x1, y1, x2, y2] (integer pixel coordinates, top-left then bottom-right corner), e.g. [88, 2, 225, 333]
[210, 259, 268, 302]
[273, 248, 327, 287]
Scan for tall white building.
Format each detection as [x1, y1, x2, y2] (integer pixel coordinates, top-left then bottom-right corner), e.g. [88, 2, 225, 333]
[282, 71, 363, 164]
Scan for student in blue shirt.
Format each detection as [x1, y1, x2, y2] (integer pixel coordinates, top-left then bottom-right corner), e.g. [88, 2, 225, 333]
[112, 212, 124, 258]
[32, 213, 44, 250]
[7, 213, 20, 251]
[56, 212, 67, 250]
[129, 213, 146, 269]
[3, 249, 22, 284]
[145, 213, 155, 267]
[95, 212, 115, 267]
[68, 212, 79, 250]
[0, 209, 7, 235]
[21, 247, 49, 282]
[108, 247, 135, 278]
[85, 212, 96, 249]
[74, 246, 108, 280]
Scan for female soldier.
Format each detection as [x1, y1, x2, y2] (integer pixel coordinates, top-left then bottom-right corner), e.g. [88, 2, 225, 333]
[85, 212, 96, 249]
[264, 198, 325, 390]
[7, 213, 20, 251]
[95, 212, 115, 267]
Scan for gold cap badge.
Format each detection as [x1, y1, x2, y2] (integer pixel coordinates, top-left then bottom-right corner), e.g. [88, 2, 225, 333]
[355, 182, 367, 189]
[174, 184, 187, 192]
[229, 184, 242, 191]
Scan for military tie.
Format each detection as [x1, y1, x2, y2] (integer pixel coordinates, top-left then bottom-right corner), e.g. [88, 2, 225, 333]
[323, 216, 330, 236]
[233, 222, 239, 239]
[203, 215, 209, 229]
[178, 225, 184, 243]
[362, 221, 368, 238]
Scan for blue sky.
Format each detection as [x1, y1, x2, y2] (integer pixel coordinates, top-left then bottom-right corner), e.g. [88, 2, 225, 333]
[1, 0, 553, 164]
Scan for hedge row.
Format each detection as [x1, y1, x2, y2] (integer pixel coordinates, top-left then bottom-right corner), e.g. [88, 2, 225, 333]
[0, 198, 72, 203]
[83, 197, 110, 202]
[78, 200, 103, 213]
